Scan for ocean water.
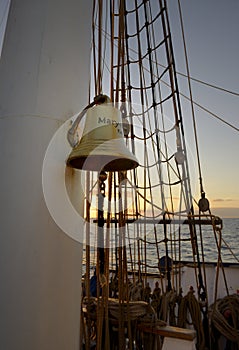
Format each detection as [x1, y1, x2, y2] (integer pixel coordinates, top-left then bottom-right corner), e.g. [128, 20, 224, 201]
[219, 218, 239, 263]
[142, 218, 239, 267]
[83, 218, 239, 274]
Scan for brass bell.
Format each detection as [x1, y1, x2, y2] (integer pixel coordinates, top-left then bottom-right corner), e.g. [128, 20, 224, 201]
[66, 101, 139, 172]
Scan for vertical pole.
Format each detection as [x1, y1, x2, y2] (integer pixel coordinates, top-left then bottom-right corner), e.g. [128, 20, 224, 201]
[98, 177, 105, 275]
[163, 214, 172, 291]
[97, 171, 108, 276]
[0, 1, 92, 349]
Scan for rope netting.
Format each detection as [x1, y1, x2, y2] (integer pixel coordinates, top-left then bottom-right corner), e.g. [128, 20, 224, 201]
[79, 1, 237, 349]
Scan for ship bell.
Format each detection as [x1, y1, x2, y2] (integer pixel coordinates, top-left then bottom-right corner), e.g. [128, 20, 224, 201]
[66, 101, 139, 172]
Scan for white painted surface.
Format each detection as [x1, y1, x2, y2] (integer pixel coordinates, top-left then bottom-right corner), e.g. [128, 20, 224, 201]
[213, 265, 239, 299]
[0, 1, 91, 349]
[162, 337, 196, 350]
[181, 264, 239, 305]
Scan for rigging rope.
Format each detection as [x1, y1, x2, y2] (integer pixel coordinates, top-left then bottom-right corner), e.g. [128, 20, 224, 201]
[82, 2, 236, 349]
[177, 0, 204, 196]
[177, 71, 239, 98]
[95, 24, 239, 133]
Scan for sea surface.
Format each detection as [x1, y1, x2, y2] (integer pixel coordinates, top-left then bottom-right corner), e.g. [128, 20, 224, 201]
[83, 218, 239, 273]
[214, 217, 239, 263]
[142, 218, 239, 268]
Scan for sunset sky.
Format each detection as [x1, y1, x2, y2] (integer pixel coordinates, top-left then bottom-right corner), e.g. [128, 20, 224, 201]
[167, 0, 239, 218]
[1, 0, 238, 218]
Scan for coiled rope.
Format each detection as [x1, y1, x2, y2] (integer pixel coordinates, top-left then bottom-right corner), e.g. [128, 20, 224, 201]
[178, 288, 205, 350]
[210, 294, 239, 347]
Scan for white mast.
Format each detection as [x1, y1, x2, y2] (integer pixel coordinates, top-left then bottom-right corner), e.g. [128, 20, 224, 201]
[0, 1, 91, 349]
